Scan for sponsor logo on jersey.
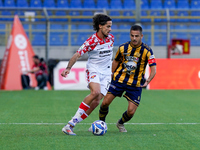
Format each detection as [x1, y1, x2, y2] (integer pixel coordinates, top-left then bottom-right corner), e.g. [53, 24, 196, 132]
[91, 75, 96, 79]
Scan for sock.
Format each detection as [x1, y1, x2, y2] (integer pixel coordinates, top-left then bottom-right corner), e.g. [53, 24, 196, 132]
[69, 102, 90, 126]
[118, 111, 133, 124]
[99, 105, 109, 122]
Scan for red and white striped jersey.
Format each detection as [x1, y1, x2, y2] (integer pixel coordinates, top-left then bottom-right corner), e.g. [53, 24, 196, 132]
[77, 33, 114, 75]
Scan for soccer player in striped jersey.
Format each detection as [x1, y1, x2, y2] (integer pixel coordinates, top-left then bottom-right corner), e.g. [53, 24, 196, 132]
[99, 25, 156, 132]
[61, 14, 114, 135]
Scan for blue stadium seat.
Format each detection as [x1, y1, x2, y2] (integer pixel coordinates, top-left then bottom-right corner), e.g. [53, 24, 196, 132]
[191, 0, 200, 9]
[177, 0, 189, 9]
[4, 0, 15, 7]
[143, 32, 151, 45]
[154, 33, 167, 46]
[82, 11, 93, 22]
[119, 34, 130, 44]
[141, 11, 151, 22]
[177, 11, 189, 22]
[110, 0, 123, 9]
[69, 11, 81, 22]
[150, 0, 163, 9]
[109, 11, 121, 22]
[119, 24, 131, 30]
[32, 33, 46, 46]
[174, 24, 188, 30]
[190, 33, 200, 46]
[0, 0, 2, 7]
[150, 11, 162, 22]
[70, 0, 82, 8]
[43, 0, 55, 8]
[83, 0, 96, 9]
[0, 23, 6, 33]
[50, 24, 63, 30]
[30, 0, 42, 8]
[163, 0, 176, 9]
[77, 24, 91, 30]
[111, 24, 118, 30]
[190, 11, 200, 22]
[54, 10, 67, 21]
[14, 11, 25, 21]
[96, 0, 109, 9]
[32, 24, 46, 32]
[50, 34, 62, 46]
[57, 0, 69, 8]
[123, 0, 135, 9]
[16, 0, 28, 7]
[62, 33, 68, 45]
[1, 11, 13, 21]
[141, 0, 149, 9]
[188, 24, 200, 30]
[122, 11, 135, 22]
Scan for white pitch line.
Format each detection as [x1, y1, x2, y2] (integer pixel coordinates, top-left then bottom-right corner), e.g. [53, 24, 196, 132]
[0, 123, 199, 125]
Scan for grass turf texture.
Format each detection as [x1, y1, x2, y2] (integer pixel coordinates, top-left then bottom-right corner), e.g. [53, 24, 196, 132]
[0, 90, 199, 150]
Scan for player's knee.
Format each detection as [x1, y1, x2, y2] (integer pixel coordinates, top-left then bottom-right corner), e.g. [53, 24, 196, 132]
[91, 90, 101, 98]
[127, 109, 135, 116]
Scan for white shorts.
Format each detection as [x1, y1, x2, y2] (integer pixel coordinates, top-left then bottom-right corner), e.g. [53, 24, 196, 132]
[86, 69, 111, 96]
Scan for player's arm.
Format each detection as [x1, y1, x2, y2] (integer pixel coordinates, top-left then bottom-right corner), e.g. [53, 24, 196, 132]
[141, 65, 156, 87]
[27, 67, 40, 73]
[112, 59, 120, 74]
[61, 52, 81, 77]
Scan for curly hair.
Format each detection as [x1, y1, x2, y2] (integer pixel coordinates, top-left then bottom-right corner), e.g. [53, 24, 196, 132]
[93, 14, 112, 32]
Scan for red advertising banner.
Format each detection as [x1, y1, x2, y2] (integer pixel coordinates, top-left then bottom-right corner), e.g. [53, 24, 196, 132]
[149, 59, 200, 89]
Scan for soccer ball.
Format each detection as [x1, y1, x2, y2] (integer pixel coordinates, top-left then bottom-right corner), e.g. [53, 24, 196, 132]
[92, 120, 107, 136]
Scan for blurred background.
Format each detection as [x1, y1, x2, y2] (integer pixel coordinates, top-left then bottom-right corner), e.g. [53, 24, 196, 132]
[0, 0, 200, 88]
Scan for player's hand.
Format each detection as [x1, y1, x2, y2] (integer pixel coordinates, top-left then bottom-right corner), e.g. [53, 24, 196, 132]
[140, 80, 150, 88]
[61, 69, 70, 77]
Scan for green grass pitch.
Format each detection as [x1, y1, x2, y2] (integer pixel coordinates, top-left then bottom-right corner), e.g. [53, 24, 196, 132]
[0, 90, 200, 150]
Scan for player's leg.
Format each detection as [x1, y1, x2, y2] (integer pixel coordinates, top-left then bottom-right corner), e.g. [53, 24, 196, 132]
[117, 87, 141, 132]
[116, 101, 138, 132]
[99, 93, 116, 122]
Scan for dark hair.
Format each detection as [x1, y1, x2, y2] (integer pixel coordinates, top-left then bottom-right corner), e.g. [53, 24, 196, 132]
[130, 25, 143, 33]
[33, 55, 39, 59]
[93, 14, 112, 32]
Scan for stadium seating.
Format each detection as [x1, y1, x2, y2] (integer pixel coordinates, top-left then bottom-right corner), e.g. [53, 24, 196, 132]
[110, 0, 123, 9]
[43, 0, 55, 8]
[141, 11, 151, 22]
[30, 0, 42, 8]
[191, 0, 200, 9]
[141, 0, 149, 9]
[54, 10, 67, 21]
[123, 0, 135, 9]
[109, 11, 121, 22]
[69, 11, 81, 22]
[122, 10, 135, 22]
[177, 0, 189, 9]
[154, 33, 167, 46]
[190, 11, 200, 22]
[150, 11, 162, 22]
[150, 0, 163, 9]
[0, 11, 13, 21]
[16, 0, 28, 7]
[83, 0, 96, 9]
[96, 0, 109, 9]
[177, 11, 189, 22]
[32, 33, 46, 45]
[57, 0, 69, 8]
[70, 0, 82, 8]
[119, 24, 131, 30]
[50, 33, 62, 46]
[82, 11, 93, 22]
[4, 0, 15, 7]
[163, 0, 176, 9]
[62, 33, 68, 45]
[0, 0, 2, 7]
[14, 11, 25, 21]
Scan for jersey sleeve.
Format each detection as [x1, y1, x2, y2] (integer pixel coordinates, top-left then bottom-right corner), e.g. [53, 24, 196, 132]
[147, 49, 156, 66]
[77, 41, 90, 56]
